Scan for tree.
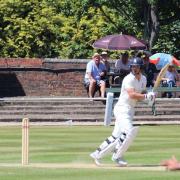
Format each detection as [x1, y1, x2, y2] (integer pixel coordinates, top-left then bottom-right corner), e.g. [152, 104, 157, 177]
[0, 0, 65, 57]
[0, 0, 179, 58]
[84, 0, 179, 52]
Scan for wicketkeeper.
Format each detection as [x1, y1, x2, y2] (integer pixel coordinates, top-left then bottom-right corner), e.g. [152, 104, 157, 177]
[90, 57, 156, 166]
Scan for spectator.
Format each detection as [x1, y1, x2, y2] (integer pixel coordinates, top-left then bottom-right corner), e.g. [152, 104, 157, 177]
[101, 51, 111, 87]
[161, 64, 179, 98]
[84, 53, 106, 98]
[101, 51, 111, 73]
[142, 51, 158, 87]
[114, 52, 130, 85]
[115, 52, 130, 75]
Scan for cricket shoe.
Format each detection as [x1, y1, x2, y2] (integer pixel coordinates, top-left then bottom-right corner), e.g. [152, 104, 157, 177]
[90, 151, 101, 166]
[111, 156, 127, 166]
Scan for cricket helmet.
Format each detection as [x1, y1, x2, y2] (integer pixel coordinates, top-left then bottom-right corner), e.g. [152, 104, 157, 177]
[130, 57, 144, 68]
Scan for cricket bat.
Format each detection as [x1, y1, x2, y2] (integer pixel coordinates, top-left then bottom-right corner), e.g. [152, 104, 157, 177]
[153, 63, 170, 90]
[151, 63, 170, 115]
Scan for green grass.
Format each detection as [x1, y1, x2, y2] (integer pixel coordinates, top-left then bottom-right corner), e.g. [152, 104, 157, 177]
[0, 125, 180, 180]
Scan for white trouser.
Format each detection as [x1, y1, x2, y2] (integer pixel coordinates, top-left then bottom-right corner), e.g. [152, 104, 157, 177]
[94, 104, 135, 159]
[112, 104, 135, 138]
[112, 126, 139, 159]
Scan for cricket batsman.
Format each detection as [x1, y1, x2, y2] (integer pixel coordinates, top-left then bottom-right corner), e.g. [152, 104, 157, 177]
[90, 57, 156, 166]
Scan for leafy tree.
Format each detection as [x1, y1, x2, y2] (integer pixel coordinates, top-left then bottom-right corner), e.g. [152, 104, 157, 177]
[0, 0, 179, 58]
[0, 0, 64, 57]
[82, 0, 180, 54]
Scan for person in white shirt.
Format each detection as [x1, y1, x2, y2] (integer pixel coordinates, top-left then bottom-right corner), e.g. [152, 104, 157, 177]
[90, 57, 156, 166]
[84, 53, 106, 98]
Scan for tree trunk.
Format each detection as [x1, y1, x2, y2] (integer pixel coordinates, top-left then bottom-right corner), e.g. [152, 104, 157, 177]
[149, 4, 160, 50]
[143, 2, 150, 48]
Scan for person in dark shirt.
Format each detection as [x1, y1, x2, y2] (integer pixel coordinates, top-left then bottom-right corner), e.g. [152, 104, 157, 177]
[101, 51, 111, 87]
[142, 52, 158, 87]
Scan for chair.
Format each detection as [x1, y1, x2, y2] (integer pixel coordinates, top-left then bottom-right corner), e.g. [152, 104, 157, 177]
[114, 76, 122, 85]
[161, 80, 177, 98]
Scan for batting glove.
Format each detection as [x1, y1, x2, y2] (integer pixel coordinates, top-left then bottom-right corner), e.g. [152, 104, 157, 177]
[144, 92, 156, 106]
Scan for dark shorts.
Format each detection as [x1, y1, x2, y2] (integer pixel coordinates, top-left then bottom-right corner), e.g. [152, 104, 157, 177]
[84, 78, 105, 88]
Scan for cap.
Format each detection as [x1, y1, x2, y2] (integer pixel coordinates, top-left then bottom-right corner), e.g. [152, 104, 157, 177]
[101, 51, 108, 55]
[92, 53, 100, 58]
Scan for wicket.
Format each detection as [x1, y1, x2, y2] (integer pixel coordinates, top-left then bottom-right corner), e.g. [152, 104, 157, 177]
[22, 118, 29, 165]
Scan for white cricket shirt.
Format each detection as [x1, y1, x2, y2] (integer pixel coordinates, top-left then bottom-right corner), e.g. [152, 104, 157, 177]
[116, 72, 147, 108]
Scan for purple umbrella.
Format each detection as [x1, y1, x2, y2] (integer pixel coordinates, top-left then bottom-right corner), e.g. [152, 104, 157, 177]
[92, 34, 147, 50]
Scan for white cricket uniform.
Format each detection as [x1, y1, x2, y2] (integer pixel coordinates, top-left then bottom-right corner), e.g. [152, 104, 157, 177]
[112, 72, 147, 137]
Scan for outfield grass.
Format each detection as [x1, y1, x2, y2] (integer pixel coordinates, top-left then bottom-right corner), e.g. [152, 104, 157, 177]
[0, 125, 180, 180]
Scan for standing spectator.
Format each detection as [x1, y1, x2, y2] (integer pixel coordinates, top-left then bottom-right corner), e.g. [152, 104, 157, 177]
[90, 57, 156, 166]
[84, 53, 106, 98]
[142, 51, 158, 87]
[161, 64, 179, 98]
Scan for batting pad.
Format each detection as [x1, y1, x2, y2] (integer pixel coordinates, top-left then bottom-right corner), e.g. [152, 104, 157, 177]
[112, 127, 139, 159]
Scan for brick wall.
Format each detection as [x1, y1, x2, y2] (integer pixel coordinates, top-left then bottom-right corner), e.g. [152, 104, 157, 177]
[0, 58, 179, 97]
[0, 58, 94, 97]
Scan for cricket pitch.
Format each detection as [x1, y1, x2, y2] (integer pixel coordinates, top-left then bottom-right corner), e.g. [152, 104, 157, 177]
[0, 163, 166, 171]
